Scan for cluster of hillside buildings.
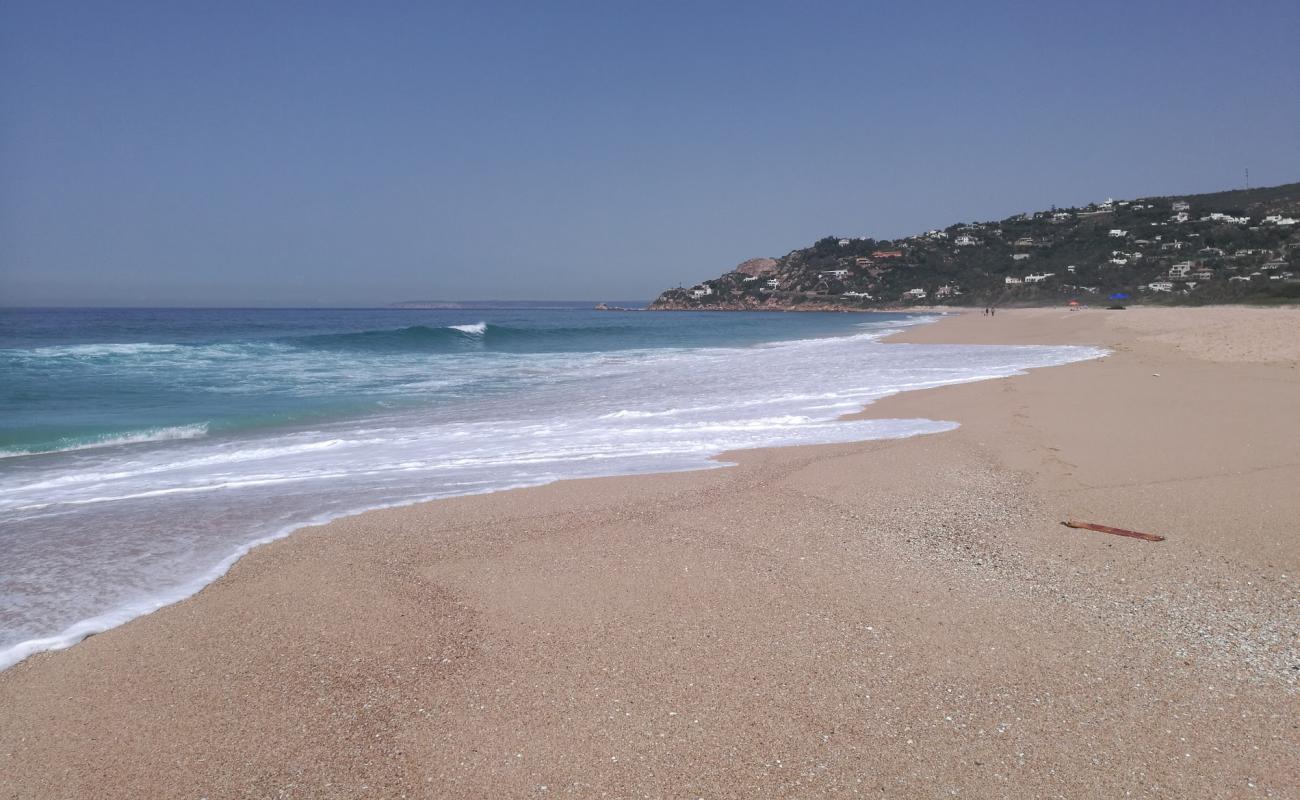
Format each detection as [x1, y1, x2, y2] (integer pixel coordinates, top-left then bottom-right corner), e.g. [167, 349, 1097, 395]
[678, 192, 1296, 304]
[1005, 272, 1057, 285]
[1149, 251, 1294, 291]
[994, 197, 1296, 296]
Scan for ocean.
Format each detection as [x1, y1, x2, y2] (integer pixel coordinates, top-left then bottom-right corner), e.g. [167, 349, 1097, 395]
[0, 307, 1104, 668]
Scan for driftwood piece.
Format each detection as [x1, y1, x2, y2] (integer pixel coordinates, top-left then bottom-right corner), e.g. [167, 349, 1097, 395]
[1062, 520, 1165, 542]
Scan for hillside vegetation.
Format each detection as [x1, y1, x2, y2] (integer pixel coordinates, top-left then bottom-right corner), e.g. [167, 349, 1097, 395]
[650, 182, 1300, 309]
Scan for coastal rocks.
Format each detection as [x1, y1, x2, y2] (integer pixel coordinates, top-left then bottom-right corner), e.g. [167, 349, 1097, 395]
[732, 257, 778, 277]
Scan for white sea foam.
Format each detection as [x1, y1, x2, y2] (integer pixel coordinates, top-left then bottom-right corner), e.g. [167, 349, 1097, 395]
[599, 408, 685, 419]
[0, 423, 210, 459]
[21, 342, 185, 358]
[449, 322, 488, 335]
[0, 510, 361, 671]
[0, 322, 1107, 671]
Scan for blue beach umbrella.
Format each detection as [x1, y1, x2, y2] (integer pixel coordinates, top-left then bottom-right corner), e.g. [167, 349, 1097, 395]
[1109, 292, 1129, 300]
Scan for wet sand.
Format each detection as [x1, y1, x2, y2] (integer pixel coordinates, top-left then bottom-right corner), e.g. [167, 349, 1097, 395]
[2, 307, 1297, 798]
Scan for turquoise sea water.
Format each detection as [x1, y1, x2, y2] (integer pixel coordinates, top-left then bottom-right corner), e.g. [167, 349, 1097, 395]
[2, 307, 869, 457]
[0, 307, 1105, 668]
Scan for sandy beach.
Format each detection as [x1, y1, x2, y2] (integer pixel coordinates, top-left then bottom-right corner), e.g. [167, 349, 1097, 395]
[2, 306, 1297, 799]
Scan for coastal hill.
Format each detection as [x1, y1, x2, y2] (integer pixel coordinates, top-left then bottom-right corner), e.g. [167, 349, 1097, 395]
[650, 182, 1300, 309]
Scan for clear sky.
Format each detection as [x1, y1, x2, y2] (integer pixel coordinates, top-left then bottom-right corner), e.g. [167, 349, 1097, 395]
[3, 0, 1298, 306]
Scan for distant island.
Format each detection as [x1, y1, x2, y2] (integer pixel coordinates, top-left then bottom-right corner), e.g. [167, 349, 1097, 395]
[651, 181, 1300, 310]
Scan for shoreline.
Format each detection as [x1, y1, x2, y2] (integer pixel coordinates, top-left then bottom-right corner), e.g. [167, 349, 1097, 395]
[3, 306, 1297, 797]
[0, 311, 1085, 673]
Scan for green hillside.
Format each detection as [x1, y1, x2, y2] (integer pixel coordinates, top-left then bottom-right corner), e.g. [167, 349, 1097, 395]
[650, 182, 1300, 309]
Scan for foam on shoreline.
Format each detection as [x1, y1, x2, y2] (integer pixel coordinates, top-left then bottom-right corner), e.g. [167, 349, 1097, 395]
[0, 320, 1105, 670]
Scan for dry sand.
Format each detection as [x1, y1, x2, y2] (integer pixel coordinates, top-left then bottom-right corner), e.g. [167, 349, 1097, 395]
[2, 306, 1297, 799]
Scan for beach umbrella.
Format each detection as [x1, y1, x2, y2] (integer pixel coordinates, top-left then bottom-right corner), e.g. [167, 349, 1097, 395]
[1109, 292, 1129, 300]
[1068, 300, 1080, 306]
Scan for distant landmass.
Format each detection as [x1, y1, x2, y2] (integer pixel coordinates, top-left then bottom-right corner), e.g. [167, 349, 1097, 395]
[651, 181, 1300, 309]
[389, 300, 648, 310]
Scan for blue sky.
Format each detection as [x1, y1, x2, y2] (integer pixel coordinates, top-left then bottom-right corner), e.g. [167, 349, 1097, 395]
[3, 0, 1298, 305]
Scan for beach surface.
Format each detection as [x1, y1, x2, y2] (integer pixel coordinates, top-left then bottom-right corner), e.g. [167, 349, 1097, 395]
[2, 306, 1297, 798]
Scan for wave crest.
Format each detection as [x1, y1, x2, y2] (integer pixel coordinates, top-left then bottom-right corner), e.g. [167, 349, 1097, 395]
[0, 423, 210, 459]
[448, 322, 487, 335]
[291, 323, 504, 352]
[18, 343, 185, 358]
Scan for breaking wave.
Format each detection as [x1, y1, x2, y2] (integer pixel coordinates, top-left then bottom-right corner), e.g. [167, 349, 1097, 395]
[448, 322, 487, 335]
[0, 307, 1109, 672]
[0, 423, 211, 459]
